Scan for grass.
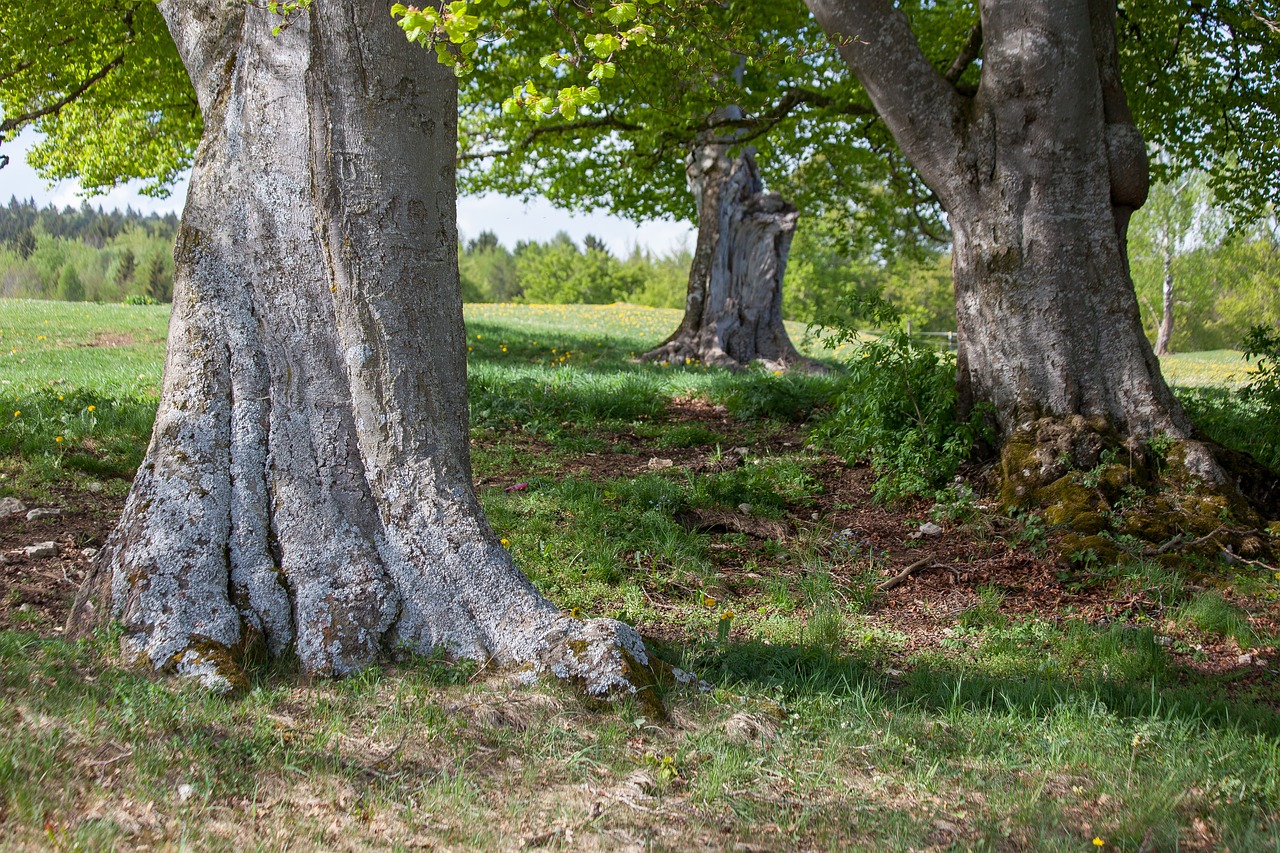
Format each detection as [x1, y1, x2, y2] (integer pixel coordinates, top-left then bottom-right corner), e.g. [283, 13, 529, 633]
[1, 298, 1278, 850]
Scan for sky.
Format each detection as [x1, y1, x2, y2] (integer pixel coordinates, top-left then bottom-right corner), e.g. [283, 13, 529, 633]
[1, 130, 694, 257]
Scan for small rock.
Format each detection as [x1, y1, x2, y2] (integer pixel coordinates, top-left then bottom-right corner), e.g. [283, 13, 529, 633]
[17, 603, 31, 613]
[1256, 658, 1268, 667]
[1238, 653, 1253, 666]
[647, 457, 674, 470]
[25, 541, 58, 559]
[0, 497, 27, 518]
[177, 783, 195, 802]
[26, 508, 62, 521]
[919, 522, 943, 537]
[733, 447, 750, 457]
[810, 512, 820, 520]
[1155, 636, 1173, 647]
[81, 547, 100, 560]
[86, 481, 104, 493]
[737, 503, 752, 515]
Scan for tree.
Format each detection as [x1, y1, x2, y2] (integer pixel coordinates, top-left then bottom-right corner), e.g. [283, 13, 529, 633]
[61, 0, 653, 697]
[457, 3, 932, 370]
[142, 251, 171, 303]
[57, 262, 84, 302]
[0, 0, 199, 195]
[113, 247, 138, 291]
[802, 0, 1277, 482]
[1128, 169, 1218, 355]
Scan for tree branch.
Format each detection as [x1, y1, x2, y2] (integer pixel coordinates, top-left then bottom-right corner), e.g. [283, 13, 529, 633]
[944, 23, 983, 83]
[0, 53, 128, 136]
[803, 0, 969, 206]
[457, 115, 643, 163]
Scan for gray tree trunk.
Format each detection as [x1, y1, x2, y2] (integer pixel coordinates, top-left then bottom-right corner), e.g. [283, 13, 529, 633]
[68, 0, 653, 697]
[805, 0, 1189, 442]
[1155, 242, 1175, 356]
[643, 145, 817, 372]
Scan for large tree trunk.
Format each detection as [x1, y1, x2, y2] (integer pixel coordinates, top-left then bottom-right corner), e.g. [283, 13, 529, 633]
[642, 144, 817, 372]
[68, 0, 654, 698]
[805, 0, 1187, 441]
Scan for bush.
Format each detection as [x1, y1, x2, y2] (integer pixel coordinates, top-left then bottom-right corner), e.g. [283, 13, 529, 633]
[1240, 324, 1280, 421]
[816, 295, 990, 502]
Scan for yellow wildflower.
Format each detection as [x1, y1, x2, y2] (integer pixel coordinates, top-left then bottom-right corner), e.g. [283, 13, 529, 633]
[500, 538, 510, 547]
[55, 436, 64, 443]
[12, 411, 19, 417]
[702, 594, 716, 608]
[86, 405, 95, 412]
[1093, 839, 1105, 847]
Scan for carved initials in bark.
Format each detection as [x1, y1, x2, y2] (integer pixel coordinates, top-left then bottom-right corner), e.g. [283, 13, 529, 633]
[644, 147, 819, 372]
[68, 0, 655, 698]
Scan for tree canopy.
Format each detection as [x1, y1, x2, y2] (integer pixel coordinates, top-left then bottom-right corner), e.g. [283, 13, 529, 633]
[0, 0, 198, 195]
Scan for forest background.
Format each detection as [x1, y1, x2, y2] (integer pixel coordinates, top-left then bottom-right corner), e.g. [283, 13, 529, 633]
[2, 187, 1276, 352]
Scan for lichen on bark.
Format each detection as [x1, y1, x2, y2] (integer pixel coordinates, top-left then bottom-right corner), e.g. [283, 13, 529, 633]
[67, 0, 657, 702]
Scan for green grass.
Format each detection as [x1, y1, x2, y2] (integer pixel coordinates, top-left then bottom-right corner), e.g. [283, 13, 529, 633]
[2, 298, 1278, 850]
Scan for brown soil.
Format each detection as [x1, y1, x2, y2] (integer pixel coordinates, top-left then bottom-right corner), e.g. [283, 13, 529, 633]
[87, 332, 139, 348]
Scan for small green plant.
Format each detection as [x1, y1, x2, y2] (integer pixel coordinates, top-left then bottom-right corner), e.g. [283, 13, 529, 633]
[123, 293, 160, 306]
[815, 294, 991, 502]
[1240, 324, 1280, 419]
[1177, 591, 1257, 647]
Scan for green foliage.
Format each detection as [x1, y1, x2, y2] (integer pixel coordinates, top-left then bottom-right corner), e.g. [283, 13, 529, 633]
[0, 0, 198, 196]
[817, 295, 989, 502]
[515, 232, 641, 304]
[55, 264, 84, 302]
[785, 212, 955, 331]
[1119, 0, 1280, 221]
[1240, 324, 1280, 422]
[458, 230, 689, 308]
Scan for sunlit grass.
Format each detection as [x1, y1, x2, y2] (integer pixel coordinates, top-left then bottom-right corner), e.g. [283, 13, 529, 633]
[1, 298, 1278, 850]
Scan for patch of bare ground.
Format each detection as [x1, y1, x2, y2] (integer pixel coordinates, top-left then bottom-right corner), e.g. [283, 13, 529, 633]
[0, 486, 121, 634]
[86, 332, 138, 348]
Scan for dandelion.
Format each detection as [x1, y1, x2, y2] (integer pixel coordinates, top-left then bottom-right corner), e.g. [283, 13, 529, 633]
[720, 610, 734, 622]
[1092, 839, 1105, 848]
[12, 411, 19, 417]
[86, 405, 95, 412]
[55, 436, 64, 443]
[500, 538, 510, 547]
[702, 594, 716, 608]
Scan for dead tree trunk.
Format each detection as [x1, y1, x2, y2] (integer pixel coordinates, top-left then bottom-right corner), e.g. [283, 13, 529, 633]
[67, 0, 654, 698]
[643, 146, 818, 372]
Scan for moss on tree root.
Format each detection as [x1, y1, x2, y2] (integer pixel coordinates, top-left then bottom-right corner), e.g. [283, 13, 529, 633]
[998, 416, 1278, 568]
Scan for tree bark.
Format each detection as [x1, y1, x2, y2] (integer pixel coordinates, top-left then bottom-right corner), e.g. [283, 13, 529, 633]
[68, 0, 654, 698]
[805, 0, 1188, 441]
[1155, 240, 1174, 356]
[642, 142, 818, 372]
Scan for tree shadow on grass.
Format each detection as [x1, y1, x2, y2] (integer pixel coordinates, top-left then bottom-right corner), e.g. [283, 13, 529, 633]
[655, 632, 1280, 739]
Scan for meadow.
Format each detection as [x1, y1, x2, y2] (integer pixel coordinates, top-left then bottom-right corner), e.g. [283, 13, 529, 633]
[0, 298, 1277, 852]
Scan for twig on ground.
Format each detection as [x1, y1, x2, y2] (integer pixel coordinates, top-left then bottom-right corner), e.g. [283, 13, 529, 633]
[878, 557, 933, 592]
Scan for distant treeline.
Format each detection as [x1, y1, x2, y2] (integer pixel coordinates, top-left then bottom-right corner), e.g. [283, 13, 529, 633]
[460, 230, 691, 309]
[0, 198, 177, 303]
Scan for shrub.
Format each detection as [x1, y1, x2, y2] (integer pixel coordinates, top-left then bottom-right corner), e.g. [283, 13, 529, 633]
[816, 295, 990, 502]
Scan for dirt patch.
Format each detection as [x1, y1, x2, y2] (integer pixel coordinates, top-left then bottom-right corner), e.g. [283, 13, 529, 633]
[0, 487, 120, 634]
[86, 332, 139, 348]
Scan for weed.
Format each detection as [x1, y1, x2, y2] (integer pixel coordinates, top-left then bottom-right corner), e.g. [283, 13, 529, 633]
[814, 294, 992, 502]
[1177, 591, 1258, 647]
